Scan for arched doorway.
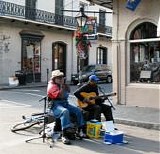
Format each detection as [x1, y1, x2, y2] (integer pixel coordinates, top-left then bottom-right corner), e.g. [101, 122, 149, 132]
[52, 42, 66, 75]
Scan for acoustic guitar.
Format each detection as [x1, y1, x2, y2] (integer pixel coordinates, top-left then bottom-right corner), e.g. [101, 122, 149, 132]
[77, 92, 116, 108]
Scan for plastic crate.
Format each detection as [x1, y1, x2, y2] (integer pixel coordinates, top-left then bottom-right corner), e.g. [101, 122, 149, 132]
[86, 121, 102, 139]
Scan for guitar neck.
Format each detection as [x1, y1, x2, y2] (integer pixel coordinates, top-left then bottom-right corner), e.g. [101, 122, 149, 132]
[99, 92, 116, 98]
[91, 92, 116, 100]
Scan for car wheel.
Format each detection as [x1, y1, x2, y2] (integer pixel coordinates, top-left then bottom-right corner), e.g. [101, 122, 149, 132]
[106, 76, 112, 83]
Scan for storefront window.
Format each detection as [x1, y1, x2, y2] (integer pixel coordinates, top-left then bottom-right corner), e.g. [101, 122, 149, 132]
[22, 40, 40, 73]
[21, 38, 41, 82]
[130, 22, 160, 84]
[20, 30, 44, 82]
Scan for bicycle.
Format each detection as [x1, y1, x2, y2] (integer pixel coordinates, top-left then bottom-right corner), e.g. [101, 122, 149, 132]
[11, 111, 54, 132]
[11, 96, 55, 133]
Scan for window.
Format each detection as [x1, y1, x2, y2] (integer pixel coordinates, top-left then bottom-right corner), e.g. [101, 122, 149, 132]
[25, 0, 37, 20]
[55, 0, 63, 25]
[52, 42, 66, 75]
[98, 9, 106, 33]
[96, 47, 107, 64]
[99, 9, 105, 26]
[130, 22, 160, 83]
[20, 30, 44, 82]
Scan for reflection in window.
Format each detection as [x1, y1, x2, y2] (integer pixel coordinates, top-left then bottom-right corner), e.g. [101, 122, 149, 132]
[130, 22, 160, 83]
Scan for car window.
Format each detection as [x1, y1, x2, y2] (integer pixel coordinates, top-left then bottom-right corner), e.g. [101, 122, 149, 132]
[82, 65, 95, 72]
[95, 65, 111, 71]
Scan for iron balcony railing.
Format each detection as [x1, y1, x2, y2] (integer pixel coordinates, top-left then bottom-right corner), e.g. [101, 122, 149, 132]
[0, 0, 112, 36]
[97, 23, 112, 37]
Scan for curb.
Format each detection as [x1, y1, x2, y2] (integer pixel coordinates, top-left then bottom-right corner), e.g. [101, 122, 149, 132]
[115, 119, 160, 131]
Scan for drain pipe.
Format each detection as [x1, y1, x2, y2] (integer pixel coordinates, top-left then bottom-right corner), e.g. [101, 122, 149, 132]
[116, 0, 121, 105]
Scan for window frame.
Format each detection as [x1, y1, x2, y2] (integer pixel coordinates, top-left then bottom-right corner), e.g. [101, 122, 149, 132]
[129, 22, 160, 84]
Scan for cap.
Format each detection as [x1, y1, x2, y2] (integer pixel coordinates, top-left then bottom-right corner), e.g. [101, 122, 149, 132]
[89, 75, 100, 81]
[51, 70, 64, 78]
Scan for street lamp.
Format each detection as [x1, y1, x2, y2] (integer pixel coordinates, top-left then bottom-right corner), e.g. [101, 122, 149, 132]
[75, 7, 88, 28]
[75, 7, 88, 86]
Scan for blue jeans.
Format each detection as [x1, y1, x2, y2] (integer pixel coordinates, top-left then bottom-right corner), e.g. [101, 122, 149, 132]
[51, 100, 84, 130]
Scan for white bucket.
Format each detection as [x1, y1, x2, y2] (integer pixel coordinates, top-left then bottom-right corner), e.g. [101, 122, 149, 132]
[9, 77, 19, 86]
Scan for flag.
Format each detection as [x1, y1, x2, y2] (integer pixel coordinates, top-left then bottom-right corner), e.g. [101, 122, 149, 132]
[126, 0, 141, 11]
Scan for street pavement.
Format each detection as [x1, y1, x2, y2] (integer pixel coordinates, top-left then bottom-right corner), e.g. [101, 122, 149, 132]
[0, 82, 160, 154]
[0, 82, 159, 131]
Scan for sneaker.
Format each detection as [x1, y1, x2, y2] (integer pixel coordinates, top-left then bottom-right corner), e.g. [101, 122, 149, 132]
[82, 133, 89, 139]
[65, 127, 76, 134]
[61, 136, 71, 145]
[76, 129, 87, 140]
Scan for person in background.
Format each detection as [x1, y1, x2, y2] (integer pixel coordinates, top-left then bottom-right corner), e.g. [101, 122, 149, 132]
[47, 70, 84, 144]
[74, 75, 114, 133]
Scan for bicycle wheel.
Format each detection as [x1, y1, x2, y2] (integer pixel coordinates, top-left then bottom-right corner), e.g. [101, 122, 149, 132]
[11, 121, 41, 132]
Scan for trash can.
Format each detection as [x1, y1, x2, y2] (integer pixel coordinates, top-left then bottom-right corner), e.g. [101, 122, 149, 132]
[15, 70, 26, 85]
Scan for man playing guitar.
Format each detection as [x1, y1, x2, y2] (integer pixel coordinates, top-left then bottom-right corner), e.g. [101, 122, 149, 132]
[74, 75, 115, 123]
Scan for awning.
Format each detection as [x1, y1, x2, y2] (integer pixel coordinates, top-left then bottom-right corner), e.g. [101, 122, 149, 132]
[86, 0, 113, 9]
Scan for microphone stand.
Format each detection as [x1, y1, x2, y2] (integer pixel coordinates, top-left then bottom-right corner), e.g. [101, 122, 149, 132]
[25, 96, 53, 148]
[98, 86, 116, 110]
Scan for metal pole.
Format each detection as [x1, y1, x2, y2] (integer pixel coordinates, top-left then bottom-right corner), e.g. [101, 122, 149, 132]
[46, 68, 49, 83]
[77, 57, 82, 87]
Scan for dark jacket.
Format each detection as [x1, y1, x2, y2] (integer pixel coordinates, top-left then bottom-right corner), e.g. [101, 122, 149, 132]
[74, 83, 99, 102]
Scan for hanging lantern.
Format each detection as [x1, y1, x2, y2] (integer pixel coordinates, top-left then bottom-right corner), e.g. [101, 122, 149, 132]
[75, 7, 88, 28]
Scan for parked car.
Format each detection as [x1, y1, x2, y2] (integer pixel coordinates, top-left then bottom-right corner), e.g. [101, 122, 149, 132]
[71, 64, 112, 85]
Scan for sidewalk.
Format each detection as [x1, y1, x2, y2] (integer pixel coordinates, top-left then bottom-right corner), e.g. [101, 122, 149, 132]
[0, 82, 160, 130]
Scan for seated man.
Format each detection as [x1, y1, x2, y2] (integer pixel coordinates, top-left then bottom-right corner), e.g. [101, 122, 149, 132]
[74, 75, 114, 132]
[47, 70, 85, 144]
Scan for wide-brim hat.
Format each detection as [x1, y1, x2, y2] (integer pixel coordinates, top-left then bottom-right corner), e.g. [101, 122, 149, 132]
[51, 70, 64, 79]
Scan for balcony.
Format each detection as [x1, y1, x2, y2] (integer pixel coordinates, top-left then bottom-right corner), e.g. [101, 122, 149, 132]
[97, 24, 112, 37]
[0, 1, 112, 36]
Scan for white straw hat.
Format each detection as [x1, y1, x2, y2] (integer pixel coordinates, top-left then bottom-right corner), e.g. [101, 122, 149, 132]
[51, 70, 64, 78]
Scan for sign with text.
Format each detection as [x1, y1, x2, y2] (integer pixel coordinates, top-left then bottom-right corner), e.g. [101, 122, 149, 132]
[140, 71, 151, 79]
[82, 16, 97, 40]
[126, 0, 141, 11]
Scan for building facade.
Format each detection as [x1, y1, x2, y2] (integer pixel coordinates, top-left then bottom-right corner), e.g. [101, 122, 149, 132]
[0, 0, 113, 84]
[88, 0, 160, 109]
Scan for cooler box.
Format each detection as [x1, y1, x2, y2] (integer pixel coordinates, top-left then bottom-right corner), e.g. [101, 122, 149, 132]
[104, 131, 124, 144]
[86, 121, 102, 139]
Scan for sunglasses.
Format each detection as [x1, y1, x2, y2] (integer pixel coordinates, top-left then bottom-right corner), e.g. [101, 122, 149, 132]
[56, 76, 64, 79]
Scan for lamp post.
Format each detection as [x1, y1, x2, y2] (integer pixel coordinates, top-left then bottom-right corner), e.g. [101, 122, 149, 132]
[75, 7, 88, 86]
[75, 7, 87, 28]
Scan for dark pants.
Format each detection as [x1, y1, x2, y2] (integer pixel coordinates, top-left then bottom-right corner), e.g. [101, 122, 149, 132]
[99, 104, 114, 121]
[82, 104, 101, 121]
[96, 98, 114, 122]
[54, 118, 62, 132]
